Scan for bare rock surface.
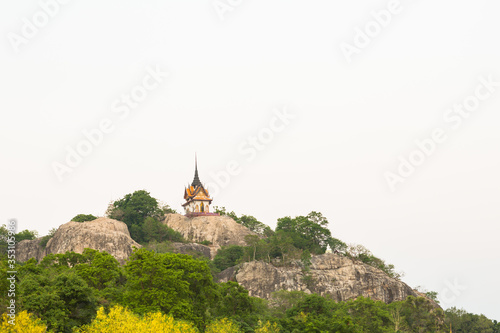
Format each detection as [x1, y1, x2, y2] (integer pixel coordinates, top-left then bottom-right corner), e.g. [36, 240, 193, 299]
[170, 242, 212, 259]
[17, 217, 141, 264]
[217, 253, 420, 304]
[163, 214, 257, 257]
[15, 237, 45, 263]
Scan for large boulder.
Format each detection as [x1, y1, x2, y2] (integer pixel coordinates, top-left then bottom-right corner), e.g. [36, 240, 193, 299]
[170, 242, 212, 259]
[17, 217, 141, 264]
[217, 253, 421, 304]
[162, 214, 257, 257]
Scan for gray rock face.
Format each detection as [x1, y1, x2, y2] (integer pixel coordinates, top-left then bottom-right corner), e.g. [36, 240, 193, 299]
[16, 217, 141, 264]
[163, 214, 257, 257]
[15, 237, 45, 263]
[170, 242, 212, 259]
[217, 253, 419, 303]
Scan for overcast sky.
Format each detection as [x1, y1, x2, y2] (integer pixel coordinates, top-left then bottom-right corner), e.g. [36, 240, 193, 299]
[1, 0, 499, 320]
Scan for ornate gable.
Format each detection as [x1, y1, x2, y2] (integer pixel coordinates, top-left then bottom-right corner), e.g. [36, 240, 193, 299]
[182, 156, 218, 217]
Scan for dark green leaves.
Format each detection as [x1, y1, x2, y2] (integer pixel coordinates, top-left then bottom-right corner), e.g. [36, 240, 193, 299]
[71, 214, 98, 222]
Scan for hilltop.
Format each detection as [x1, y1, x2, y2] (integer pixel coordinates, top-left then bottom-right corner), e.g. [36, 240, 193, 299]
[16, 212, 433, 308]
[3, 190, 497, 332]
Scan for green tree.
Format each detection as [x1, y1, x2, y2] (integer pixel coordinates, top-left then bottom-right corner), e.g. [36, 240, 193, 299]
[328, 237, 347, 253]
[215, 281, 254, 318]
[123, 248, 217, 327]
[445, 307, 495, 333]
[258, 239, 274, 263]
[388, 301, 408, 332]
[276, 212, 333, 254]
[244, 235, 261, 261]
[346, 244, 402, 279]
[343, 296, 392, 333]
[214, 206, 239, 222]
[107, 190, 160, 226]
[142, 217, 185, 244]
[0, 259, 12, 313]
[107, 190, 177, 243]
[271, 230, 297, 265]
[213, 281, 271, 332]
[213, 245, 245, 271]
[74, 249, 125, 303]
[425, 290, 440, 304]
[239, 215, 272, 236]
[282, 294, 354, 333]
[0, 225, 8, 257]
[159, 203, 177, 215]
[286, 294, 331, 317]
[0, 225, 38, 256]
[300, 249, 312, 270]
[401, 296, 445, 332]
[71, 214, 98, 222]
[39, 227, 57, 248]
[18, 269, 97, 332]
[269, 290, 308, 318]
[15, 229, 39, 242]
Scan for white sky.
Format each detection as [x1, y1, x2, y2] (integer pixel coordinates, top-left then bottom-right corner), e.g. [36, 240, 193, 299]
[1, 0, 499, 320]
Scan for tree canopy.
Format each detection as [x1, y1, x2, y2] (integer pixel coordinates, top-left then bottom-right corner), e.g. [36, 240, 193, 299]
[276, 211, 345, 255]
[71, 214, 98, 222]
[123, 248, 217, 327]
[106, 190, 182, 243]
[3, 246, 498, 333]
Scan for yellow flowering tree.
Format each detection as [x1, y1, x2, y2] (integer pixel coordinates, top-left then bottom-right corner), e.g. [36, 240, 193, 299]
[74, 305, 198, 333]
[205, 318, 242, 333]
[255, 320, 281, 333]
[0, 310, 47, 333]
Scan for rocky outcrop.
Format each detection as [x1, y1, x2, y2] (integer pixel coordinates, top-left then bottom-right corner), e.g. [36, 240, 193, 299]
[163, 214, 257, 257]
[17, 217, 141, 264]
[217, 253, 419, 304]
[15, 237, 45, 262]
[170, 242, 212, 259]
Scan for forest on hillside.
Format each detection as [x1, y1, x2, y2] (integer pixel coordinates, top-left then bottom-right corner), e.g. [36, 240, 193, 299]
[0, 190, 498, 332]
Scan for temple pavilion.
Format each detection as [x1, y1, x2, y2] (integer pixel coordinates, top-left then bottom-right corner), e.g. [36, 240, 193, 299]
[183, 157, 219, 217]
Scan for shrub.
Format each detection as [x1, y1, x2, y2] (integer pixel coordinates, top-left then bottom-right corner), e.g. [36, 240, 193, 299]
[71, 214, 98, 222]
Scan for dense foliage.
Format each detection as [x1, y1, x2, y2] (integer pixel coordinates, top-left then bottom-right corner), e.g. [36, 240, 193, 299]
[123, 248, 217, 327]
[213, 245, 245, 272]
[106, 190, 182, 243]
[71, 214, 98, 222]
[276, 211, 339, 254]
[1, 248, 498, 332]
[445, 307, 499, 333]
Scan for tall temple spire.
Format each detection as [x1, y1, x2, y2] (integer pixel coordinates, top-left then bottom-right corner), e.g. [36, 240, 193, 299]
[191, 153, 202, 187]
[183, 154, 219, 216]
